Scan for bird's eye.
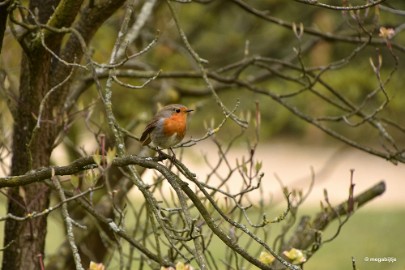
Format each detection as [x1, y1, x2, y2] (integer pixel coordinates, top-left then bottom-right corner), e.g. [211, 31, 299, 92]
[175, 108, 181, 113]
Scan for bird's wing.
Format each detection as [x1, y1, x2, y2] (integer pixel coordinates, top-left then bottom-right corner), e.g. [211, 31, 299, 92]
[140, 119, 158, 146]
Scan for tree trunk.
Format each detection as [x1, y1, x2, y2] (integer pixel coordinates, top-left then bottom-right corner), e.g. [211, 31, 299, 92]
[2, 42, 57, 270]
[2, 0, 61, 268]
[2, 1, 127, 268]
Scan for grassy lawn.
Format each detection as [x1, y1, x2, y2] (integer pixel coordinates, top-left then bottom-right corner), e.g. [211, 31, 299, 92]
[303, 207, 405, 270]
[197, 207, 405, 270]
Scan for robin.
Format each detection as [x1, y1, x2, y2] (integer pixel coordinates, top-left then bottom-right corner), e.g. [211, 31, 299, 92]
[140, 104, 194, 149]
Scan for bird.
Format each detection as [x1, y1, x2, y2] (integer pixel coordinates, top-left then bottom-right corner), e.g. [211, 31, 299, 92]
[140, 104, 193, 150]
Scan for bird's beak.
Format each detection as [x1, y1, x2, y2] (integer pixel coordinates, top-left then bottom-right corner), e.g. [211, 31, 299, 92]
[185, 109, 194, 113]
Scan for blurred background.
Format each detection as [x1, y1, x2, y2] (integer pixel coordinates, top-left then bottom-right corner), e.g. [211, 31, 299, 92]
[1, 0, 405, 269]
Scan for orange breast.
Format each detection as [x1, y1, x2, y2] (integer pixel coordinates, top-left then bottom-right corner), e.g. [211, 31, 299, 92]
[163, 113, 187, 138]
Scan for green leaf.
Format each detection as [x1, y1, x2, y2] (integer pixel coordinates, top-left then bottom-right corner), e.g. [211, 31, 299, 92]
[93, 149, 102, 167]
[106, 147, 116, 166]
[255, 161, 262, 174]
[259, 251, 275, 265]
[70, 175, 80, 189]
[84, 170, 99, 187]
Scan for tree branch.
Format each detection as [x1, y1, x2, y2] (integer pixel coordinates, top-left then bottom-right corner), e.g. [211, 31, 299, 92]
[45, 0, 84, 34]
[294, 0, 387, 11]
[231, 0, 405, 53]
[283, 181, 386, 251]
[0, 156, 96, 188]
[52, 173, 85, 270]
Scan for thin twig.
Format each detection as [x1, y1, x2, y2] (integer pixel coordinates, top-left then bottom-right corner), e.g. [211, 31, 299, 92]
[52, 170, 85, 270]
[294, 0, 387, 11]
[166, 0, 248, 128]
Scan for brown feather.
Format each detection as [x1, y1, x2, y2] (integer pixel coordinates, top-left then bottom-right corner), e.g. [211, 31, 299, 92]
[140, 119, 158, 146]
[140, 104, 193, 148]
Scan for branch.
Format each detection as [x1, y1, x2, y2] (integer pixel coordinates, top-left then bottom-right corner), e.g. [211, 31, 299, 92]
[0, 186, 100, 221]
[166, 0, 248, 129]
[231, 0, 405, 53]
[137, 154, 298, 270]
[227, 78, 405, 164]
[75, 190, 171, 267]
[0, 0, 10, 53]
[46, 0, 84, 32]
[0, 156, 96, 188]
[115, 0, 158, 59]
[294, 0, 387, 11]
[0, 152, 317, 269]
[283, 181, 386, 251]
[0, 154, 387, 269]
[52, 0, 127, 111]
[52, 172, 85, 270]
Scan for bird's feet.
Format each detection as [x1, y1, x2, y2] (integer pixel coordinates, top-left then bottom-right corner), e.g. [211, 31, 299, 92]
[154, 147, 177, 162]
[168, 148, 178, 162]
[155, 148, 166, 161]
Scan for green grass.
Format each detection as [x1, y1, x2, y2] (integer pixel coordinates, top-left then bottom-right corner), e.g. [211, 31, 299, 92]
[195, 207, 405, 270]
[304, 207, 405, 270]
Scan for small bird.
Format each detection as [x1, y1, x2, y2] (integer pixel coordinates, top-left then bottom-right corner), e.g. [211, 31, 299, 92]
[140, 104, 193, 149]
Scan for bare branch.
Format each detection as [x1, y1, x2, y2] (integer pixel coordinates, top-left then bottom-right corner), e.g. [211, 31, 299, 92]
[166, 0, 248, 129]
[283, 181, 386, 252]
[294, 0, 387, 11]
[231, 0, 405, 53]
[52, 172, 85, 270]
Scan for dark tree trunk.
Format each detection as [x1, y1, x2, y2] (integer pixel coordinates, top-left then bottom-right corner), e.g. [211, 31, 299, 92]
[2, 1, 127, 269]
[3, 1, 69, 269]
[3, 47, 56, 270]
[1, 2, 63, 258]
